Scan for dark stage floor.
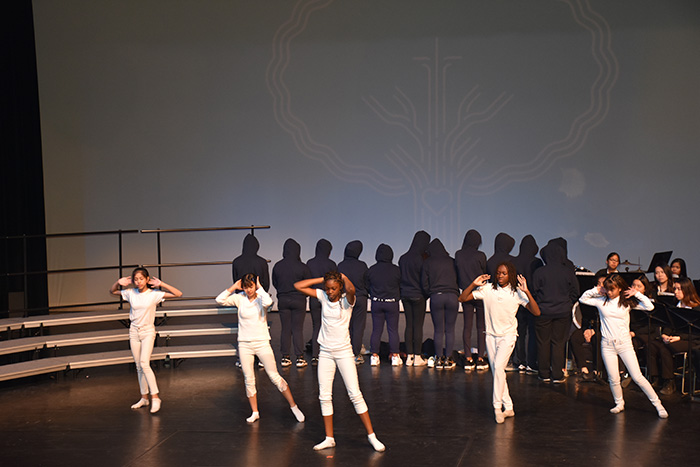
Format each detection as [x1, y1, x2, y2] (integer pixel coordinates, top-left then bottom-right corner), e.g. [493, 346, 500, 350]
[1, 317, 698, 467]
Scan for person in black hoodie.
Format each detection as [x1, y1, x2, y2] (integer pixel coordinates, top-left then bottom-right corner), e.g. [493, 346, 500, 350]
[422, 238, 460, 369]
[367, 244, 402, 366]
[306, 239, 337, 365]
[511, 235, 544, 372]
[232, 234, 270, 291]
[399, 231, 431, 366]
[486, 233, 516, 277]
[272, 239, 312, 368]
[455, 229, 488, 370]
[338, 241, 369, 364]
[532, 240, 580, 383]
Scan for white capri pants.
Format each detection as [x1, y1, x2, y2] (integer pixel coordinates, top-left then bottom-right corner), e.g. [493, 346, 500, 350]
[485, 333, 517, 410]
[600, 336, 660, 406]
[129, 323, 159, 395]
[238, 340, 288, 398]
[317, 346, 368, 416]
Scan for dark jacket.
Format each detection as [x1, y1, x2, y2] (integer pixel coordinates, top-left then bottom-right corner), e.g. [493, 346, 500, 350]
[399, 231, 431, 299]
[306, 239, 337, 289]
[532, 242, 580, 318]
[512, 235, 543, 285]
[455, 229, 487, 290]
[366, 244, 401, 300]
[421, 239, 459, 295]
[486, 233, 516, 277]
[272, 238, 311, 299]
[232, 234, 270, 291]
[338, 240, 368, 297]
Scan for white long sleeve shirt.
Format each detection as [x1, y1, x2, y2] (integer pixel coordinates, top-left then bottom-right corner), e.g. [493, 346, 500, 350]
[216, 288, 272, 342]
[578, 288, 653, 341]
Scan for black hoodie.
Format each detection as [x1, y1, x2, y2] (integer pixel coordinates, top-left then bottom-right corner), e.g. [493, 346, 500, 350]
[550, 237, 576, 271]
[306, 239, 337, 289]
[366, 244, 401, 300]
[399, 231, 430, 299]
[512, 235, 543, 284]
[532, 242, 580, 318]
[455, 229, 487, 290]
[421, 239, 459, 295]
[272, 238, 311, 299]
[337, 240, 368, 297]
[232, 234, 270, 291]
[486, 232, 516, 277]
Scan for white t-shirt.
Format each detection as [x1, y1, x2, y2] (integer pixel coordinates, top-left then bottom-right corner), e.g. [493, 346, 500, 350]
[121, 288, 166, 327]
[216, 288, 273, 342]
[471, 284, 529, 336]
[579, 288, 653, 341]
[316, 289, 354, 351]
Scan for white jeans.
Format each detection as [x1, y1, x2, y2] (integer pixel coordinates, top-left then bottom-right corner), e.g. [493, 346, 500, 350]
[600, 336, 660, 406]
[129, 323, 158, 395]
[238, 340, 288, 398]
[486, 333, 517, 410]
[318, 346, 368, 416]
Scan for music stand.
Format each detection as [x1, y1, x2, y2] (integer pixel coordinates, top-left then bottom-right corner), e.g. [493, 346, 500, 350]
[664, 306, 700, 401]
[646, 251, 673, 273]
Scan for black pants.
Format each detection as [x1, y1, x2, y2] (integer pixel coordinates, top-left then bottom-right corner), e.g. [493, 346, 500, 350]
[462, 300, 485, 357]
[309, 297, 321, 358]
[536, 315, 571, 380]
[514, 306, 538, 367]
[569, 326, 595, 372]
[278, 295, 306, 357]
[402, 297, 426, 355]
[349, 296, 368, 355]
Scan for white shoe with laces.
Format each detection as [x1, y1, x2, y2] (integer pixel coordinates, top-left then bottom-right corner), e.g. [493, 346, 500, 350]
[391, 354, 403, 366]
[370, 354, 380, 366]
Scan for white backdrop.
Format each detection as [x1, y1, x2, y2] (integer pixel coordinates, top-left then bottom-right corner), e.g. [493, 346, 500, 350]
[33, 0, 700, 306]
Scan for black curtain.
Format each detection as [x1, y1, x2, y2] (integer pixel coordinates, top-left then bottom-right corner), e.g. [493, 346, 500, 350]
[1, 0, 48, 317]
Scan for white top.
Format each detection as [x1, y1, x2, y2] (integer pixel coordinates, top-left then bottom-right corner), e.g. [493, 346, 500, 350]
[472, 284, 529, 336]
[578, 288, 653, 341]
[316, 289, 354, 350]
[216, 288, 272, 342]
[121, 288, 166, 327]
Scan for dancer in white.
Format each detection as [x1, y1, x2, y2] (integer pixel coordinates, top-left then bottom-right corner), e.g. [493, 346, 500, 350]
[295, 272, 386, 452]
[110, 267, 183, 413]
[216, 273, 305, 424]
[459, 262, 540, 423]
[578, 274, 668, 418]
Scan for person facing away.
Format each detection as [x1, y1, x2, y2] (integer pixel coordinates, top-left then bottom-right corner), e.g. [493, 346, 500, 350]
[338, 240, 369, 359]
[486, 233, 516, 277]
[306, 239, 338, 364]
[232, 233, 270, 291]
[366, 243, 402, 366]
[399, 230, 431, 366]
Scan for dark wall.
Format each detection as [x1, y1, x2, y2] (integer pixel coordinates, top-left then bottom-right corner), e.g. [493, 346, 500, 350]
[1, 0, 48, 316]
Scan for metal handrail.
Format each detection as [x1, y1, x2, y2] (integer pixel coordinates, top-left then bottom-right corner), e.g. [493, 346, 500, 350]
[2, 225, 270, 316]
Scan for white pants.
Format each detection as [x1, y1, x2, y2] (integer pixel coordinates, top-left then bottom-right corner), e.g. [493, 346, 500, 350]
[600, 336, 660, 406]
[486, 333, 517, 410]
[129, 324, 158, 395]
[318, 346, 368, 416]
[238, 340, 288, 398]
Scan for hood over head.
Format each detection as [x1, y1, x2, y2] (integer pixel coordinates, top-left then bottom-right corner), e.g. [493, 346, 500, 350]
[427, 238, 449, 258]
[494, 233, 515, 254]
[551, 237, 568, 257]
[408, 230, 431, 254]
[375, 243, 394, 263]
[461, 229, 482, 250]
[282, 238, 301, 260]
[314, 239, 332, 258]
[541, 242, 566, 266]
[241, 234, 260, 255]
[518, 235, 539, 258]
[344, 240, 363, 260]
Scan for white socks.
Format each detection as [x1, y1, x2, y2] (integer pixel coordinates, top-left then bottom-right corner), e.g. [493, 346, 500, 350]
[246, 411, 260, 423]
[609, 404, 624, 414]
[653, 401, 669, 419]
[291, 405, 305, 423]
[131, 398, 149, 410]
[149, 398, 161, 414]
[367, 433, 385, 452]
[313, 437, 336, 451]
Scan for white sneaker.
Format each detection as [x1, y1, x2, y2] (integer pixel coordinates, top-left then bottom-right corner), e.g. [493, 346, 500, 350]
[406, 354, 415, 366]
[361, 344, 370, 355]
[391, 354, 403, 366]
[370, 354, 380, 366]
[427, 356, 436, 368]
[413, 355, 427, 366]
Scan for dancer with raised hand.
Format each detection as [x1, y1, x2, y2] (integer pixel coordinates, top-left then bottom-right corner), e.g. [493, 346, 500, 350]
[579, 274, 668, 418]
[216, 274, 305, 424]
[295, 272, 386, 452]
[110, 267, 183, 414]
[459, 262, 540, 423]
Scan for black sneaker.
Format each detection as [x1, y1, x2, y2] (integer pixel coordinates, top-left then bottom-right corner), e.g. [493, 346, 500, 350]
[476, 358, 489, 371]
[464, 357, 475, 371]
[311, 357, 319, 366]
[296, 356, 308, 368]
[538, 376, 551, 383]
[280, 355, 292, 367]
[659, 380, 676, 395]
[436, 356, 445, 369]
[444, 357, 456, 369]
